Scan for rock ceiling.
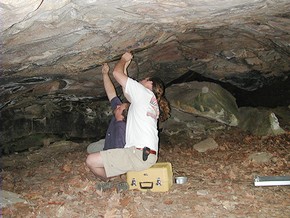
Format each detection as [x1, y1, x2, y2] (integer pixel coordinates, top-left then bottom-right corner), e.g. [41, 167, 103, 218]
[1, 0, 290, 154]
[1, 0, 290, 102]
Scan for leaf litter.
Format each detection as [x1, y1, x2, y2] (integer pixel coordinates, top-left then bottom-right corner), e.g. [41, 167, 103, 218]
[1, 128, 290, 217]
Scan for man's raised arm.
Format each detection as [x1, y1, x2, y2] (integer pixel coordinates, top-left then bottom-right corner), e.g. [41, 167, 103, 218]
[102, 63, 116, 101]
[113, 52, 133, 89]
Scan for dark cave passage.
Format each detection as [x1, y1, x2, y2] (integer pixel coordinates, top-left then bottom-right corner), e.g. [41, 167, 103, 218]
[167, 71, 290, 108]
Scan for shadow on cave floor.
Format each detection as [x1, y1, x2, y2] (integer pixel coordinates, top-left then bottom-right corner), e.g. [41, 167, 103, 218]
[167, 70, 290, 108]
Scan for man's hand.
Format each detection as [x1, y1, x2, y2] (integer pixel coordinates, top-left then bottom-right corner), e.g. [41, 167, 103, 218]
[113, 52, 132, 88]
[102, 63, 110, 75]
[121, 52, 133, 62]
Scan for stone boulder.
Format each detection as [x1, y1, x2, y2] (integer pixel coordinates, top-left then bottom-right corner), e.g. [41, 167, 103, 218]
[166, 81, 239, 126]
[238, 107, 285, 136]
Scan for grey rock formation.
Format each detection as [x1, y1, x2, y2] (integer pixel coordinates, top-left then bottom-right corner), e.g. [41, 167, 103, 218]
[0, 190, 27, 207]
[238, 107, 286, 136]
[193, 137, 219, 153]
[1, 0, 290, 153]
[1, 0, 290, 91]
[167, 81, 239, 126]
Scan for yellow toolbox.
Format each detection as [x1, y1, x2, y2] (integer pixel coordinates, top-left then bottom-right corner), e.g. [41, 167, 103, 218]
[126, 162, 173, 192]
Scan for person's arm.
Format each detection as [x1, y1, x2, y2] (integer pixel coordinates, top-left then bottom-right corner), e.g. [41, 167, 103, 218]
[113, 52, 133, 88]
[122, 55, 132, 101]
[102, 63, 117, 101]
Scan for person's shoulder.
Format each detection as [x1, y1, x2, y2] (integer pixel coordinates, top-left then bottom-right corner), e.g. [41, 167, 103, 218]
[126, 77, 134, 85]
[128, 78, 145, 90]
[110, 96, 122, 110]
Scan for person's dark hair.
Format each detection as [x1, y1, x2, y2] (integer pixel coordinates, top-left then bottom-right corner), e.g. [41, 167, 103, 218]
[148, 77, 171, 122]
[121, 103, 130, 122]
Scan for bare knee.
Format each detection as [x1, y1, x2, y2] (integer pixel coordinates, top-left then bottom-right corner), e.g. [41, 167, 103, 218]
[86, 152, 103, 168]
[86, 154, 92, 167]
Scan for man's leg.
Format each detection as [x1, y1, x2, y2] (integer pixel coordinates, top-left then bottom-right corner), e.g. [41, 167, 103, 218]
[86, 152, 108, 181]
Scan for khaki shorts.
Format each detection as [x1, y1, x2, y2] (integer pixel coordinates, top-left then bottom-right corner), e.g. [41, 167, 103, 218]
[100, 146, 157, 177]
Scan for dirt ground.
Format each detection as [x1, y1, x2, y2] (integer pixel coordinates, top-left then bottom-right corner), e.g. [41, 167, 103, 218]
[1, 127, 290, 218]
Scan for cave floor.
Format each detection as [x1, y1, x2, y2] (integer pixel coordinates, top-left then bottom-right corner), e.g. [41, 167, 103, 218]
[1, 128, 290, 218]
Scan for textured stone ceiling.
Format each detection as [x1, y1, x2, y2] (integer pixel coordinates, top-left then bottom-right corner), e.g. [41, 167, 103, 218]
[1, 0, 290, 99]
[1, 0, 290, 154]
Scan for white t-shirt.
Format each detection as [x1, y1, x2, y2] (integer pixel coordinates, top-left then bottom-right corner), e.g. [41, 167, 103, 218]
[124, 78, 159, 151]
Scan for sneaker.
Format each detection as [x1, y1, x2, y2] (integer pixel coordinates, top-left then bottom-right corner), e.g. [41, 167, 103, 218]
[96, 182, 114, 191]
[116, 182, 129, 192]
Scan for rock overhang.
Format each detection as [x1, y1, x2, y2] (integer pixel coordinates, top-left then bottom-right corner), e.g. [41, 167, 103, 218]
[1, 0, 290, 154]
[1, 0, 290, 92]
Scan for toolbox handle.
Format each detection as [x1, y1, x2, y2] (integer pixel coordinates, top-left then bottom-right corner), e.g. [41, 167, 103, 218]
[139, 182, 153, 189]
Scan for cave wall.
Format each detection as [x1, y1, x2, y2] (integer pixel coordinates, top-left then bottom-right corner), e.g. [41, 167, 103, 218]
[1, 0, 290, 153]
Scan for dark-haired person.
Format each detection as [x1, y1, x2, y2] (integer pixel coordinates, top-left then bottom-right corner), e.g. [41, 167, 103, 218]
[87, 63, 129, 154]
